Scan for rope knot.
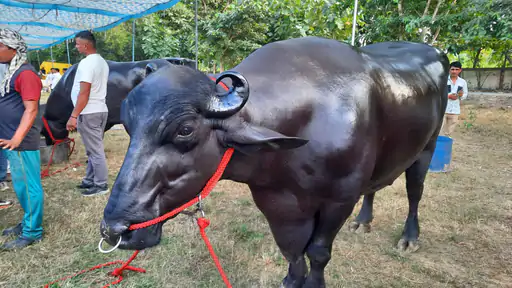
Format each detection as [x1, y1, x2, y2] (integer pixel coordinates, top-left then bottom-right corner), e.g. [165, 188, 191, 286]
[197, 217, 210, 229]
[111, 268, 123, 277]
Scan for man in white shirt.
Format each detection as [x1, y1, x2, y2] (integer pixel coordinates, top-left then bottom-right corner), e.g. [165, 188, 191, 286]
[441, 61, 468, 137]
[66, 30, 110, 197]
[47, 68, 62, 91]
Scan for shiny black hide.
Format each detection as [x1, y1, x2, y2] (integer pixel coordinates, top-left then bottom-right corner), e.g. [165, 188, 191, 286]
[101, 37, 449, 288]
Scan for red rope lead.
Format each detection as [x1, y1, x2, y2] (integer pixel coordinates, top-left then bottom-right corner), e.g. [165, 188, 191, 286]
[43, 251, 145, 288]
[197, 217, 233, 288]
[43, 78, 234, 287]
[40, 116, 82, 179]
[43, 148, 235, 288]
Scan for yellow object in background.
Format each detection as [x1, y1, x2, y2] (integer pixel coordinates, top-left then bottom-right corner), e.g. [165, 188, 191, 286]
[39, 61, 72, 79]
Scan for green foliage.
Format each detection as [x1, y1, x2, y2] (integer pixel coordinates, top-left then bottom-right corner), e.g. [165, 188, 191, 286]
[463, 109, 477, 129]
[32, 0, 511, 74]
[141, 3, 196, 60]
[265, 0, 352, 42]
[202, 1, 270, 70]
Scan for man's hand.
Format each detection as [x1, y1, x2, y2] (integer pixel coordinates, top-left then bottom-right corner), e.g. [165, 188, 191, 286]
[457, 90, 463, 98]
[66, 117, 77, 131]
[0, 138, 22, 150]
[448, 93, 458, 100]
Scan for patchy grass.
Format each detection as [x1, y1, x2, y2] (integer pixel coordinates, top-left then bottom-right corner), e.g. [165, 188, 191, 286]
[1, 96, 511, 288]
[41, 91, 50, 104]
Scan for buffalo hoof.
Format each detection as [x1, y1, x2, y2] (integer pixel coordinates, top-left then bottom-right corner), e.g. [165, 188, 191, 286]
[348, 221, 371, 233]
[302, 277, 325, 288]
[280, 276, 305, 288]
[396, 238, 420, 252]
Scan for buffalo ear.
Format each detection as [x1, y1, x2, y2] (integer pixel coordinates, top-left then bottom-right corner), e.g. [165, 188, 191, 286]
[145, 63, 158, 77]
[220, 123, 308, 155]
[133, 63, 159, 87]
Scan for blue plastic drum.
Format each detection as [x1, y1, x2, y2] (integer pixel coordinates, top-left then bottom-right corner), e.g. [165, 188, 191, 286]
[428, 136, 453, 173]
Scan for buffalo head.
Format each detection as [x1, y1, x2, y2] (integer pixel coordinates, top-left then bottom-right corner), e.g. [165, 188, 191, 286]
[101, 65, 307, 250]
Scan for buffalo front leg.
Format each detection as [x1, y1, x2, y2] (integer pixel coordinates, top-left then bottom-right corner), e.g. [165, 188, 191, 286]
[348, 193, 375, 233]
[304, 200, 358, 288]
[273, 219, 315, 288]
[250, 188, 315, 288]
[398, 143, 435, 252]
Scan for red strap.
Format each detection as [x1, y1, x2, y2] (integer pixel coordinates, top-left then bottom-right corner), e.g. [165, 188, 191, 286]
[210, 76, 229, 91]
[129, 148, 234, 230]
[44, 80, 234, 287]
[197, 217, 233, 288]
[41, 116, 57, 143]
[44, 251, 145, 288]
[44, 148, 235, 287]
[40, 116, 82, 178]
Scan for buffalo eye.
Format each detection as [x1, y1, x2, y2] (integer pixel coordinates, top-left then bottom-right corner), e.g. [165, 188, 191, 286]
[172, 123, 198, 152]
[177, 125, 194, 137]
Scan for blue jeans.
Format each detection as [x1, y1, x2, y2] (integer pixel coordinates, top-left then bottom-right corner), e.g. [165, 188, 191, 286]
[0, 149, 7, 182]
[4, 150, 44, 239]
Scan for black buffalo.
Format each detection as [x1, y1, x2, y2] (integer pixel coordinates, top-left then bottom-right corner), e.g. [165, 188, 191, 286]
[40, 57, 195, 145]
[100, 37, 449, 287]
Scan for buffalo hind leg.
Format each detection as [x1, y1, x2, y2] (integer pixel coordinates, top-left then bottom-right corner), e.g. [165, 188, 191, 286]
[397, 142, 435, 252]
[348, 193, 375, 233]
[304, 200, 358, 288]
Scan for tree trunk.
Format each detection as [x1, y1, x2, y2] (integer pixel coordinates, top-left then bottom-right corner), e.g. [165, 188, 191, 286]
[473, 48, 482, 68]
[398, 0, 404, 41]
[506, 53, 512, 66]
[419, 0, 432, 42]
[431, 0, 457, 44]
[431, 0, 443, 21]
[473, 48, 483, 89]
[499, 52, 506, 90]
[422, 0, 443, 43]
[423, 0, 432, 16]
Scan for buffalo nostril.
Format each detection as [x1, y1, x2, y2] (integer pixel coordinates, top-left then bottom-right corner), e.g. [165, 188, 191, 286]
[100, 219, 129, 240]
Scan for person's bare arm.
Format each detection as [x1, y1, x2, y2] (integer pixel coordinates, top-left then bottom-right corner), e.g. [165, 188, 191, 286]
[70, 82, 92, 118]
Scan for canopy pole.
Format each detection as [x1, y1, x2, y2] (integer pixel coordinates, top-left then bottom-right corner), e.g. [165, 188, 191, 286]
[50, 46, 54, 68]
[132, 20, 135, 62]
[194, 0, 198, 70]
[66, 39, 71, 64]
[351, 0, 359, 46]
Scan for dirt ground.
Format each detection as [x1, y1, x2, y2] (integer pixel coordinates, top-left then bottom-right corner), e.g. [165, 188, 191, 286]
[0, 93, 510, 288]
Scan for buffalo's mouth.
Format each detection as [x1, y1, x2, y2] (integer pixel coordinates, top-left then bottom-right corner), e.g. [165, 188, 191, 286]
[120, 223, 163, 250]
[100, 215, 179, 251]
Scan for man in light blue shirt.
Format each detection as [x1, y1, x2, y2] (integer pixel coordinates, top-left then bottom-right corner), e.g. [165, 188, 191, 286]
[441, 61, 468, 137]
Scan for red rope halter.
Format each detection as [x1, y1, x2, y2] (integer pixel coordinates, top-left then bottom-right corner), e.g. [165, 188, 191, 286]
[44, 148, 235, 288]
[40, 116, 82, 178]
[44, 77, 234, 287]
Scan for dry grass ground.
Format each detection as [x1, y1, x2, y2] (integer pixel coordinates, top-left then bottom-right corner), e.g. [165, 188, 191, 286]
[0, 94, 511, 288]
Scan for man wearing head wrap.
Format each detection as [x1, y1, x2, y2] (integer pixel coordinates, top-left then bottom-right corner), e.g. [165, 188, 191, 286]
[0, 28, 44, 250]
[0, 63, 12, 201]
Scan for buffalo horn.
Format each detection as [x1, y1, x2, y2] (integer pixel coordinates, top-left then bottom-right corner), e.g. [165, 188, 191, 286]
[205, 70, 250, 118]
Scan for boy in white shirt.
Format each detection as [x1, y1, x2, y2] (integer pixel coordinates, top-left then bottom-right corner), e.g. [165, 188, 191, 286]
[66, 30, 110, 197]
[48, 68, 62, 91]
[441, 61, 468, 137]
